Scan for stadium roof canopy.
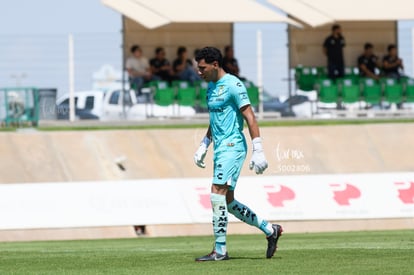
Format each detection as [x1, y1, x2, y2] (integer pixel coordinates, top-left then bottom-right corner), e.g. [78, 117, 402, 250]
[101, 0, 301, 29]
[267, 0, 414, 27]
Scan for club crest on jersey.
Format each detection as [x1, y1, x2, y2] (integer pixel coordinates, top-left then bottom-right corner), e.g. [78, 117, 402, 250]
[218, 86, 224, 96]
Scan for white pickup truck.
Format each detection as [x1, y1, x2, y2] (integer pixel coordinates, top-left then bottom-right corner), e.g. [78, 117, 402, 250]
[56, 89, 196, 120]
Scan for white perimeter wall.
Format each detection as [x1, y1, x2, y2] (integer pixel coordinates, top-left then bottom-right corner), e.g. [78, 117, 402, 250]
[1, 173, 413, 230]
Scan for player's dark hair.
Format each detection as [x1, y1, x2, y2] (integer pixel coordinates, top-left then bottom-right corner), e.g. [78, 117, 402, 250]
[332, 24, 341, 32]
[387, 44, 396, 52]
[195, 47, 223, 67]
[364, 43, 373, 50]
[130, 45, 141, 53]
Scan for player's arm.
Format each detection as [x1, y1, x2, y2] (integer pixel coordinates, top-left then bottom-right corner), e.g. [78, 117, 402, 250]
[383, 58, 401, 70]
[205, 125, 212, 140]
[127, 68, 139, 77]
[127, 67, 147, 78]
[241, 105, 260, 139]
[359, 63, 378, 80]
[194, 125, 212, 168]
[241, 105, 268, 174]
[382, 59, 392, 69]
[174, 59, 187, 73]
[150, 61, 159, 74]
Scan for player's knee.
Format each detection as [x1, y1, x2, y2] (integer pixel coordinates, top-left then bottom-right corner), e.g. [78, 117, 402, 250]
[211, 183, 228, 195]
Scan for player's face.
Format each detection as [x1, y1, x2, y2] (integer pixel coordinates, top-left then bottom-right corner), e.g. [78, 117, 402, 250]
[197, 59, 219, 82]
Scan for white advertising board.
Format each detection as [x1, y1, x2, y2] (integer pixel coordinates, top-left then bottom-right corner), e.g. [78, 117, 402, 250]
[0, 173, 413, 230]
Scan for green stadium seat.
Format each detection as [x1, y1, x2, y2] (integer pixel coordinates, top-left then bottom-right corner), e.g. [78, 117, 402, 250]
[247, 86, 259, 107]
[171, 80, 196, 106]
[382, 78, 403, 104]
[171, 80, 190, 89]
[241, 80, 259, 107]
[338, 78, 361, 104]
[315, 66, 328, 78]
[198, 89, 208, 109]
[146, 80, 169, 90]
[193, 80, 208, 91]
[360, 78, 382, 105]
[401, 78, 414, 103]
[242, 80, 255, 88]
[153, 87, 175, 106]
[149, 80, 175, 106]
[194, 80, 209, 109]
[316, 78, 338, 103]
[344, 67, 360, 84]
[294, 66, 303, 77]
[295, 66, 317, 91]
[176, 87, 197, 106]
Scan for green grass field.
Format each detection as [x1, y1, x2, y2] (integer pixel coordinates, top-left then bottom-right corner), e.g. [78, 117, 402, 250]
[0, 230, 413, 274]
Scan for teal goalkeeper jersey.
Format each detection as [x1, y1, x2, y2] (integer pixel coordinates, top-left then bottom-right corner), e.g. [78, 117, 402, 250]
[207, 73, 250, 152]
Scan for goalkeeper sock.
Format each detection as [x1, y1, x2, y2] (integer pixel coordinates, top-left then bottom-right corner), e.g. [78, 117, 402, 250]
[210, 193, 228, 255]
[228, 199, 274, 237]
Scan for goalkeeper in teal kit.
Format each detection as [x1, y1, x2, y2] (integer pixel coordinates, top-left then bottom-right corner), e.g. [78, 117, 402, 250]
[194, 47, 283, 261]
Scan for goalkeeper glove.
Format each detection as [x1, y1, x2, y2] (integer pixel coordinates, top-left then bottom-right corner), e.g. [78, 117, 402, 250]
[249, 137, 268, 174]
[194, 136, 211, 168]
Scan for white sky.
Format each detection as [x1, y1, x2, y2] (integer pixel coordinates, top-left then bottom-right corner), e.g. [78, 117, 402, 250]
[0, 0, 122, 97]
[0, 0, 120, 34]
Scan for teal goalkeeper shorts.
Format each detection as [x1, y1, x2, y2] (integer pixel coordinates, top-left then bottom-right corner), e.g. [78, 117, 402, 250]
[212, 150, 246, 190]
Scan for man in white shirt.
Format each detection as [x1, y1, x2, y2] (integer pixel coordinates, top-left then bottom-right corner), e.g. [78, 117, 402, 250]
[126, 45, 158, 95]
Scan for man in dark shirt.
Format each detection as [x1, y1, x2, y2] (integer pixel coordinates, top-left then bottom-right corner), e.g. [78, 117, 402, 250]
[150, 47, 175, 83]
[222, 45, 247, 81]
[357, 43, 380, 80]
[323, 24, 345, 79]
[382, 44, 404, 79]
[222, 45, 240, 76]
[173, 46, 201, 84]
